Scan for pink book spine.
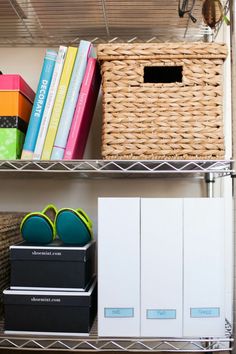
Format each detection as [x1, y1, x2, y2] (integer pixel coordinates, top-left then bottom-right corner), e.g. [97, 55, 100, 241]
[63, 58, 101, 160]
[0, 74, 35, 103]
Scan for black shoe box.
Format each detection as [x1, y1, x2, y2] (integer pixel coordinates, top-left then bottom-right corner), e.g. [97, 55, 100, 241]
[3, 278, 97, 335]
[10, 240, 96, 291]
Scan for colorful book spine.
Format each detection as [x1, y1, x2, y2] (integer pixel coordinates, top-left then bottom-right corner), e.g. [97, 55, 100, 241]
[64, 58, 101, 160]
[51, 40, 94, 160]
[21, 49, 57, 160]
[33, 46, 67, 160]
[41, 46, 77, 160]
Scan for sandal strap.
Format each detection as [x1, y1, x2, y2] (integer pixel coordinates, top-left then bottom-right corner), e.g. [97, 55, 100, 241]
[76, 208, 93, 229]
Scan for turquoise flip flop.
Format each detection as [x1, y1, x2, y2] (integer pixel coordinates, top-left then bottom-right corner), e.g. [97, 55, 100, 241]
[20, 204, 57, 244]
[55, 208, 93, 246]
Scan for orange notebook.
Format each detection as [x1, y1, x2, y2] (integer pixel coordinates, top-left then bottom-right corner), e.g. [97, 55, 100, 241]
[0, 92, 33, 123]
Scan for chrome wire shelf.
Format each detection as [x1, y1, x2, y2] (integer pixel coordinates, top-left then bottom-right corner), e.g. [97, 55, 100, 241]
[0, 320, 233, 352]
[0, 160, 232, 178]
[0, 337, 233, 352]
[0, 0, 212, 46]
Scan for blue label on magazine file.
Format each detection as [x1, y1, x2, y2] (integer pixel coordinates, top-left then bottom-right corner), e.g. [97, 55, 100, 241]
[190, 308, 220, 318]
[147, 309, 176, 319]
[104, 308, 134, 318]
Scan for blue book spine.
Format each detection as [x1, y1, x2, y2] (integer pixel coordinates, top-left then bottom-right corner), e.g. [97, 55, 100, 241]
[51, 40, 94, 160]
[21, 49, 57, 159]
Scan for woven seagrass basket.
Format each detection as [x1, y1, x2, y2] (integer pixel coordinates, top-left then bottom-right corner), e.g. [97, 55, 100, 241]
[0, 212, 25, 316]
[97, 42, 227, 160]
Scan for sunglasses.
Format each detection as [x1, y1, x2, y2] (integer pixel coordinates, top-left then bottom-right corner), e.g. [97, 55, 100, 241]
[178, 0, 197, 23]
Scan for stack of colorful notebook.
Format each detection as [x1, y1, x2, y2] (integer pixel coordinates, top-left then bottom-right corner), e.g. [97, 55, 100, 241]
[0, 75, 35, 159]
[21, 40, 101, 161]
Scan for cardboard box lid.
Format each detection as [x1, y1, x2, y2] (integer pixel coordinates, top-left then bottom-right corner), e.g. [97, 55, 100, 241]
[10, 239, 96, 262]
[4, 278, 97, 307]
[97, 42, 228, 61]
[0, 116, 27, 133]
[0, 91, 33, 123]
[0, 75, 35, 103]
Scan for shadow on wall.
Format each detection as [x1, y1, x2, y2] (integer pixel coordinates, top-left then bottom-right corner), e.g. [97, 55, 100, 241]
[84, 89, 102, 159]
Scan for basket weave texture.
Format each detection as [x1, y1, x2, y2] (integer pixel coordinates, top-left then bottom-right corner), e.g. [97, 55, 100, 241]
[0, 212, 25, 316]
[97, 42, 227, 160]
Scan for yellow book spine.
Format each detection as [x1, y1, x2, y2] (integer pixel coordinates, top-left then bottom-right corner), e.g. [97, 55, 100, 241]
[41, 46, 78, 160]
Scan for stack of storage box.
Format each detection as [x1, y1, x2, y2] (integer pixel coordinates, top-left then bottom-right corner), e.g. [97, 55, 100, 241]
[3, 240, 97, 335]
[0, 75, 35, 159]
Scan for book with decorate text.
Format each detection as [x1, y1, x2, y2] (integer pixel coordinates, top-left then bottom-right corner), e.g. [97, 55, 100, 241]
[21, 49, 57, 160]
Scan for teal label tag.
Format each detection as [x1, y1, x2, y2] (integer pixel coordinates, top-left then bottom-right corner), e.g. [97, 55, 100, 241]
[190, 308, 220, 318]
[104, 308, 134, 318]
[147, 309, 176, 319]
